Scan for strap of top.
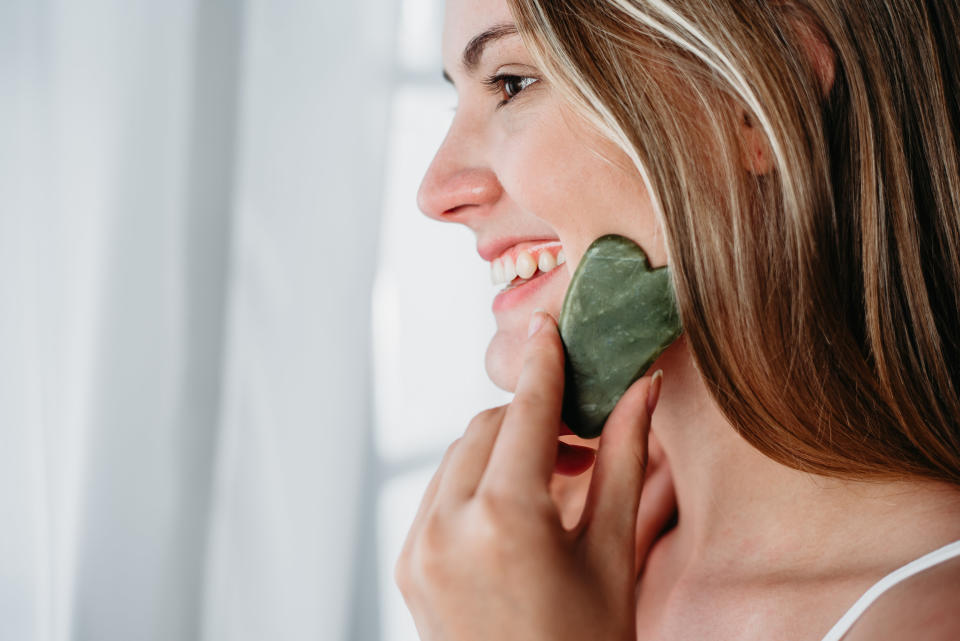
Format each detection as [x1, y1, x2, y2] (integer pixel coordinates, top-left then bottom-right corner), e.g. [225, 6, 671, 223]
[819, 539, 960, 641]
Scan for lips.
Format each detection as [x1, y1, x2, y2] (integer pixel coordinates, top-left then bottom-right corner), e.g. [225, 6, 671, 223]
[491, 255, 566, 313]
[480, 237, 551, 262]
[481, 238, 568, 312]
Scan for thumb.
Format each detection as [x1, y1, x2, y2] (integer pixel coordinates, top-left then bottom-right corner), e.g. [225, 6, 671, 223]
[576, 370, 663, 569]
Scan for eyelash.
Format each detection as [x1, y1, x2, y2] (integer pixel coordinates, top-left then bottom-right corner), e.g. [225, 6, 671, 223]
[482, 74, 539, 109]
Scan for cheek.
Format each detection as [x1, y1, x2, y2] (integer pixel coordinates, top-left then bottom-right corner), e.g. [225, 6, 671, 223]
[498, 121, 597, 253]
[499, 118, 665, 268]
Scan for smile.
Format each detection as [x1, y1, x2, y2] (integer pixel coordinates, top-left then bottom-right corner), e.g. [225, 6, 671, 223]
[490, 241, 566, 289]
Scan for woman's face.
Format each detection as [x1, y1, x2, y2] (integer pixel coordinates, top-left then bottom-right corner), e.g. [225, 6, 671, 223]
[419, 0, 667, 392]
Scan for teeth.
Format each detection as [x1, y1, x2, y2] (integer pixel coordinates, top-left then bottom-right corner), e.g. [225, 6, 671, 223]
[537, 251, 557, 273]
[515, 251, 537, 279]
[489, 245, 564, 285]
[491, 259, 505, 284]
[556, 250, 566, 266]
[502, 255, 517, 282]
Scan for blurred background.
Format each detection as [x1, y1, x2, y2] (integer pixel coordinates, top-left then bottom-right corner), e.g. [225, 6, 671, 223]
[0, 0, 509, 640]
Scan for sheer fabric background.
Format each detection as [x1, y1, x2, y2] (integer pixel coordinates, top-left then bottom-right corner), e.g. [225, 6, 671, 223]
[1, 0, 398, 639]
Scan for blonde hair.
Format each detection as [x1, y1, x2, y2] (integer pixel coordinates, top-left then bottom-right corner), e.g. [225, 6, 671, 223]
[509, 0, 960, 482]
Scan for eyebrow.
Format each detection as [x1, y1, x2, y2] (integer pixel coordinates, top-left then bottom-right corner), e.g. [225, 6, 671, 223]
[442, 22, 519, 84]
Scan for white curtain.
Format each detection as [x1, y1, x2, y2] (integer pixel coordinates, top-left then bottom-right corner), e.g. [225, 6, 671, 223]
[0, 0, 395, 639]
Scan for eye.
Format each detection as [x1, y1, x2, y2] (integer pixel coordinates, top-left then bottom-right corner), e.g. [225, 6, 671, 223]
[483, 74, 540, 108]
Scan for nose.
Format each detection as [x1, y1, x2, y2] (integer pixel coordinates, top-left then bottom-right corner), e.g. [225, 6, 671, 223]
[417, 125, 502, 222]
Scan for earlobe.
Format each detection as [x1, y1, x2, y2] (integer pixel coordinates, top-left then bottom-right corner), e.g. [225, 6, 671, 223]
[739, 111, 774, 175]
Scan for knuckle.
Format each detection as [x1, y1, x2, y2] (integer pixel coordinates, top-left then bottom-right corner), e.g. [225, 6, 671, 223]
[463, 406, 506, 440]
[510, 395, 547, 416]
[469, 405, 506, 428]
[420, 511, 446, 549]
[443, 437, 461, 459]
[474, 488, 506, 518]
[417, 512, 457, 582]
[473, 487, 521, 533]
[419, 547, 449, 584]
[469, 490, 543, 565]
[515, 363, 563, 399]
[527, 334, 564, 365]
[510, 387, 559, 418]
[399, 513, 453, 587]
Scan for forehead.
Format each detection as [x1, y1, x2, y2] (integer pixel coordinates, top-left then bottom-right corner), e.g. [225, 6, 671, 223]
[442, 0, 516, 68]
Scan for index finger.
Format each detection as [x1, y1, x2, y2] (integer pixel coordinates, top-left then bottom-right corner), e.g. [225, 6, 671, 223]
[479, 311, 565, 492]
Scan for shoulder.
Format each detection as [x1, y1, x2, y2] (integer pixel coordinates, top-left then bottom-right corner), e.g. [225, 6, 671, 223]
[843, 554, 960, 641]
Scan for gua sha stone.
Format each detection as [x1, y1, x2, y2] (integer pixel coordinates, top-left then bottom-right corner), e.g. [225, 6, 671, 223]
[558, 234, 683, 439]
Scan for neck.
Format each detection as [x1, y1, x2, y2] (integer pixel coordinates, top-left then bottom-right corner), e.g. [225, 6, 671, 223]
[652, 339, 960, 580]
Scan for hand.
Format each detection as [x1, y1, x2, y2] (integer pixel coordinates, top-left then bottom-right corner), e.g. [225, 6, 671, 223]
[395, 311, 670, 641]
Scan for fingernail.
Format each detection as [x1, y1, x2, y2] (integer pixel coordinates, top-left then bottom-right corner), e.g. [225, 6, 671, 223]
[527, 309, 548, 337]
[647, 369, 663, 415]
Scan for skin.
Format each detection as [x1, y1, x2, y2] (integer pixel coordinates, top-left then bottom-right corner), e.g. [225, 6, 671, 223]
[398, 0, 960, 639]
[396, 316, 663, 641]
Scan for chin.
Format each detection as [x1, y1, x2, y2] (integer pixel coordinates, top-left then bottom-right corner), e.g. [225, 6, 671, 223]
[484, 264, 571, 392]
[485, 327, 524, 392]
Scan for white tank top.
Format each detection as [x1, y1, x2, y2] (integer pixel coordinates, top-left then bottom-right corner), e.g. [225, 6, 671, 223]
[819, 539, 960, 641]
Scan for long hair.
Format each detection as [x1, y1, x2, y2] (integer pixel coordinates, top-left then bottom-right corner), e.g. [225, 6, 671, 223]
[509, 0, 960, 482]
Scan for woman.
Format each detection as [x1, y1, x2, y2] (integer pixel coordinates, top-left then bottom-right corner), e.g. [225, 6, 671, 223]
[396, 0, 960, 638]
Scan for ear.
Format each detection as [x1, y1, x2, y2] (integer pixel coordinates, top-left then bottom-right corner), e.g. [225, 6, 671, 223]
[739, 110, 774, 175]
[793, 14, 837, 98]
[738, 16, 837, 177]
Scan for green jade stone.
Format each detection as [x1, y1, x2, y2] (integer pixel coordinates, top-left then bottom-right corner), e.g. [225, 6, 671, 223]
[558, 234, 683, 439]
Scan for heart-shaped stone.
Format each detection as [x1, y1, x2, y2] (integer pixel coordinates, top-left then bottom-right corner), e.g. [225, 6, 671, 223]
[558, 234, 683, 438]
